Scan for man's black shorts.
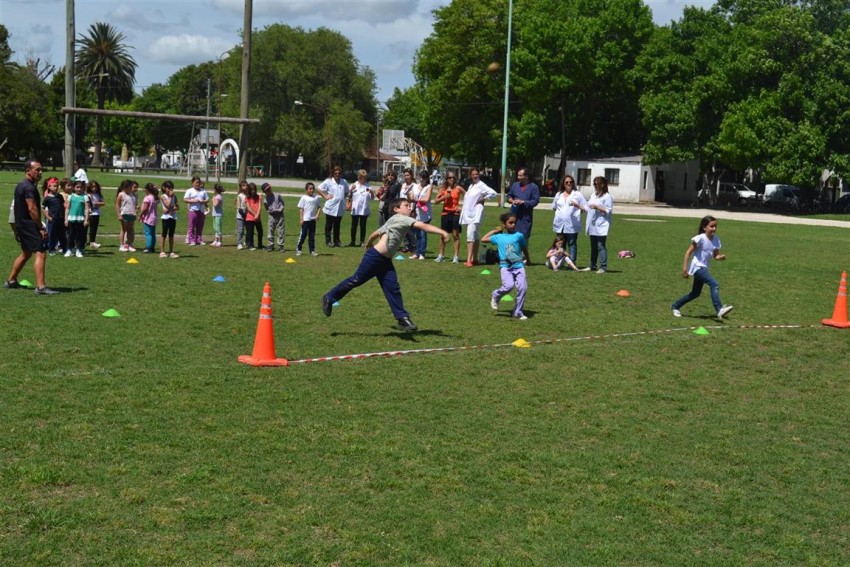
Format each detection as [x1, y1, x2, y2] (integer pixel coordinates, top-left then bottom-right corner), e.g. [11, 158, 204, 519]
[17, 223, 47, 253]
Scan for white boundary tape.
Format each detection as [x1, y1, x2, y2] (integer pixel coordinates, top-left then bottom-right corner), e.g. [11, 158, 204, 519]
[287, 324, 810, 365]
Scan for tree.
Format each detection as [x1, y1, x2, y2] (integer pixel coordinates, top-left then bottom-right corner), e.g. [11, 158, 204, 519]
[0, 25, 55, 159]
[637, 0, 850, 192]
[413, 0, 653, 170]
[243, 24, 377, 176]
[75, 22, 137, 166]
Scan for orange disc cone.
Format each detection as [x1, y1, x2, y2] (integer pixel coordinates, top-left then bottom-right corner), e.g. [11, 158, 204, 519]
[238, 282, 290, 366]
[822, 271, 850, 329]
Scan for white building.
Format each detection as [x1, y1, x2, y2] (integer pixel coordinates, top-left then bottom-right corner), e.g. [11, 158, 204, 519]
[543, 154, 700, 205]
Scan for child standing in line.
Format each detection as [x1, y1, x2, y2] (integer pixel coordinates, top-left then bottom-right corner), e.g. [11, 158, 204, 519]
[64, 180, 90, 257]
[116, 179, 138, 252]
[321, 198, 449, 331]
[42, 177, 65, 255]
[211, 183, 224, 247]
[235, 181, 248, 250]
[671, 215, 734, 320]
[296, 182, 322, 256]
[86, 180, 105, 249]
[159, 180, 179, 258]
[139, 183, 160, 253]
[482, 212, 529, 320]
[545, 237, 578, 271]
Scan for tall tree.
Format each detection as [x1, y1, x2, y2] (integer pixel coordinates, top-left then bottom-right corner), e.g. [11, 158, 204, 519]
[75, 22, 137, 166]
[637, 0, 850, 192]
[0, 25, 55, 159]
[413, 0, 653, 169]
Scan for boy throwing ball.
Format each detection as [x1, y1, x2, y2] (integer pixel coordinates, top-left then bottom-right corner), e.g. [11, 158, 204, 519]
[322, 198, 449, 331]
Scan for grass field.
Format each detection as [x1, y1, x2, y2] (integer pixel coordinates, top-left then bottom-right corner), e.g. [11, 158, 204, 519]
[2, 175, 850, 565]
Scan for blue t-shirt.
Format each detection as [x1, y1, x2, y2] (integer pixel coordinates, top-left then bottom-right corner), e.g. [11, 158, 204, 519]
[489, 232, 527, 269]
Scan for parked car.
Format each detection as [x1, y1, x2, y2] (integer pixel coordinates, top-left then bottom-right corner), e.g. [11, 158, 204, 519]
[717, 182, 759, 206]
[763, 184, 799, 208]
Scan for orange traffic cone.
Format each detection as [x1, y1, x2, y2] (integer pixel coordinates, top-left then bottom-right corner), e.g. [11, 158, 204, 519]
[238, 282, 290, 366]
[822, 271, 850, 329]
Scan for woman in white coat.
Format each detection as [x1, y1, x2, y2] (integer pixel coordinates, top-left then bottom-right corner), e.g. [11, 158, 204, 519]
[551, 175, 587, 268]
[585, 176, 613, 273]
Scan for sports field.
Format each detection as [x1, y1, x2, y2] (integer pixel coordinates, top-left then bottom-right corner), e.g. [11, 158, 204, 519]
[2, 178, 850, 565]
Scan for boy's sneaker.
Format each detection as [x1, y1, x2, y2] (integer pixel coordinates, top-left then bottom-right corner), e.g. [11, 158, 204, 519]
[310, 251, 319, 257]
[3, 280, 21, 289]
[296, 250, 302, 256]
[397, 317, 418, 331]
[64, 250, 72, 257]
[321, 294, 333, 317]
[672, 308, 682, 318]
[491, 296, 499, 310]
[237, 244, 243, 250]
[717, 305, 734, 319]
[34, 286, 59, 296]
[596, 269, 606, 274]
[513, 313, 528, 321]
[75, 250, 84, 258]
[434, 255, 444, 263]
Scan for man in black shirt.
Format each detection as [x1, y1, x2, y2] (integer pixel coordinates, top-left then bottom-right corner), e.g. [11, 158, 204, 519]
[5, 160, 59, 295]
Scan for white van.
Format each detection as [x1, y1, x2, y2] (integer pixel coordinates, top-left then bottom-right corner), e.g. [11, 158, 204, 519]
[763, 184, 799, 208]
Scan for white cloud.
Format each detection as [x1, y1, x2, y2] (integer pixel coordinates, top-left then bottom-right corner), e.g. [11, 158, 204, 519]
[146, 34, 236, 66]
[106, 4, 172, 32]
[212, 0, 421, 25]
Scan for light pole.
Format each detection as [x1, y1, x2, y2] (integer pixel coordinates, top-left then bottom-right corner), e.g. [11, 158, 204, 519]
[499, 0, 514, 207]
[294, 100, 332, 175]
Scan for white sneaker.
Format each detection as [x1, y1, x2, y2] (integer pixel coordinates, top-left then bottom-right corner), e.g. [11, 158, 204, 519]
[513, 314, 528, 321]
[452, 256, 459, 264]
[296, 250, 302, 256]
[672, 309, 682, 318]
[127, 246, 137, 252]
[310, 251, 319, 257]
[717, 305, 734, 319]
[491, 296, 499, 310]
[434, 255, 444, 263]
[75, 249, 83, 258]
[596, 269, 606, 274]
[64, 250, 72, 257]
[119, 245, 128, 252]
[237, 244, 243, 250]
[160, 252, 167, 258]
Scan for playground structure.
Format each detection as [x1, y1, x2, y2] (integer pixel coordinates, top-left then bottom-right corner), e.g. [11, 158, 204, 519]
[381, 129, 440, 176]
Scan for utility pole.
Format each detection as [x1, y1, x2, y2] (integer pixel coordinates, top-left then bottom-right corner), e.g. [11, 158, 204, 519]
[64, 0, 75, 179]
[237, 0, 252, 182]
[205, 78, 211, 183]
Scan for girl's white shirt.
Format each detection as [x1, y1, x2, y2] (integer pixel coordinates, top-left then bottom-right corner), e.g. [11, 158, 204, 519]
[349, 181, 373, 216]
[688, 233, 720, 276]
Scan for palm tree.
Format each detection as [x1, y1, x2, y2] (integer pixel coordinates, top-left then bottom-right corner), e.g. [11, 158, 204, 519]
[75, 23, 137, 166]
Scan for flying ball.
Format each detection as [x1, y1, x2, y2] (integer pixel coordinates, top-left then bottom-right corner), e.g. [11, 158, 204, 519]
[487, 62, 501, 74]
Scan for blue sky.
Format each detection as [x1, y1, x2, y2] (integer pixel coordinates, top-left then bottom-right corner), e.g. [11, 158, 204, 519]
[2, 0, 708, 102]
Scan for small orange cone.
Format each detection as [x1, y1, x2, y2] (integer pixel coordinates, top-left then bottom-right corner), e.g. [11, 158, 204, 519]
[238, 282, 290, 366]
[822, 271, 850, 329]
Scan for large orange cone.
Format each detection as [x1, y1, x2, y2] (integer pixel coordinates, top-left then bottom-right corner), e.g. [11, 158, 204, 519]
[822, 271, 850, 329]
[238, 282, 290, 366]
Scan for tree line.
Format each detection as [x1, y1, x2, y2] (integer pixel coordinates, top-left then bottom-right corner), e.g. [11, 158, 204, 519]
[1, 0, 848, 189]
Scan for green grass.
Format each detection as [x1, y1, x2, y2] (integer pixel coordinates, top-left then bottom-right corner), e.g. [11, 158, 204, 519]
[2, 186, 850, 565]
